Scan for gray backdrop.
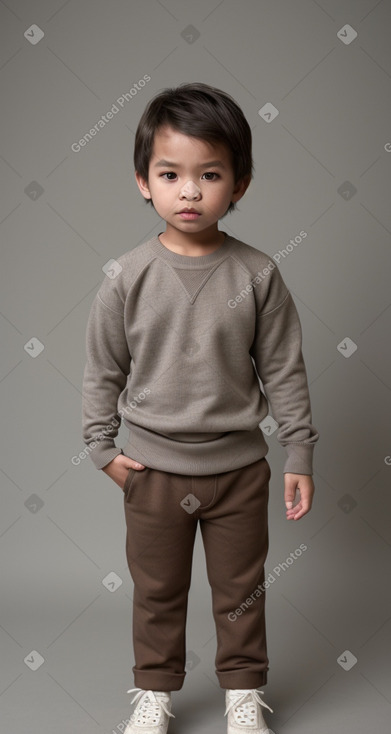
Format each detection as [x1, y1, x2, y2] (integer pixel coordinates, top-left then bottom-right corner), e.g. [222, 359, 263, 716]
[1, 1, 390, 732]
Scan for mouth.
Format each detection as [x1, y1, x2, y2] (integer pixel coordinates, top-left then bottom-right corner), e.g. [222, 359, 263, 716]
[177, 208, 201, 219]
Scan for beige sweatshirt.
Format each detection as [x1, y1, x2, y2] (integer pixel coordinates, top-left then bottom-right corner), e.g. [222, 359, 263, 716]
[82, 232, 319, 475]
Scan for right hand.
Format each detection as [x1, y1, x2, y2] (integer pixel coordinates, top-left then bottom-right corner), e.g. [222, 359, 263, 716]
[101, 454, 146, 491]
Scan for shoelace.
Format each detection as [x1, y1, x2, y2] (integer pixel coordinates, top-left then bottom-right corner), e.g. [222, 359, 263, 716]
[127, 688, 176, 725]
[224, 688, 273, 724]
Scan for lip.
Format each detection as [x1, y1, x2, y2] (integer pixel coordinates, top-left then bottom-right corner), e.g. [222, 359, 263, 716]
[177, 209, 201, 220]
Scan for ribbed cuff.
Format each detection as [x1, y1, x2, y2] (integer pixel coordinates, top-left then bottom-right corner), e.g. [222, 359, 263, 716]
[85, 439, 123, 470]
[283, 443, 314, 475]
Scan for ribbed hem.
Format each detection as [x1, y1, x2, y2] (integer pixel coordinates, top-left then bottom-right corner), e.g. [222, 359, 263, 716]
[122, 422, 269, 475]
[283, 443, 314, 475]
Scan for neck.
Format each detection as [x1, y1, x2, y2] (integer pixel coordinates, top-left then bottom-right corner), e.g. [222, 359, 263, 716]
[159, 228, 225, 256]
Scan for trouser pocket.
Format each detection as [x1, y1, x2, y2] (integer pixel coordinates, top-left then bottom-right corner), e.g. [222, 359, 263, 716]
[123, 467, 136, 500]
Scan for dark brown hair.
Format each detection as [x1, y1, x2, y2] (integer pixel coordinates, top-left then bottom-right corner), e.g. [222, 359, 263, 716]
[133, 82, 254, 215]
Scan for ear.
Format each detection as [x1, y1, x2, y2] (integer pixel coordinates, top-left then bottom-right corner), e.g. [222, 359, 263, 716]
[134, 170, 152, 200]
[231, 175, 251, 204]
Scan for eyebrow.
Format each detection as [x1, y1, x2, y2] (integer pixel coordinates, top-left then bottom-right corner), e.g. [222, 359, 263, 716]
[153, 159, 226, 169]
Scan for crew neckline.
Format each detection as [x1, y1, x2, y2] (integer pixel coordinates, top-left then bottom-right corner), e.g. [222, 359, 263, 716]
[151, 231, 234, 266]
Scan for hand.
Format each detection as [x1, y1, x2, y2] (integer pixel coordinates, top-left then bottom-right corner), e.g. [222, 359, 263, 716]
[101, 454, 146, 491]
[284, 473, 315, 520]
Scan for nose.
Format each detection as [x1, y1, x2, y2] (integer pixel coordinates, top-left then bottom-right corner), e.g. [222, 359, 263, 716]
[180, 180, 201, 200]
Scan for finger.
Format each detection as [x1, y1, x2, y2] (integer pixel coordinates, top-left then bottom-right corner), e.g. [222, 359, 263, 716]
[284, 478, 299, 509]
[285, 489, 297, 509]
[286, 495, 300, 513]
[286, 496, 304, 516]
[286, 507, 301, 519]
[292, 502, 310, 520]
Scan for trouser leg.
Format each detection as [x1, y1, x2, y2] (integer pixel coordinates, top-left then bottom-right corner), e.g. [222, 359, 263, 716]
[198, 457, 271, 689]
[123, 466, 198, 691]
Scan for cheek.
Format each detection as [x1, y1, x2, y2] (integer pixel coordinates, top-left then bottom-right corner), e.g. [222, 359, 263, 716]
[149, 183, 168, 205]
[212, 180, 232, 196]
[156, 181, 176, 198]
[152, 189, 176, 215]
[210, 186, 232, 206]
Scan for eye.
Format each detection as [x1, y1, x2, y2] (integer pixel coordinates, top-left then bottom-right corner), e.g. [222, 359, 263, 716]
[159, 171, 220, 181]
[160, 172, 177, 180]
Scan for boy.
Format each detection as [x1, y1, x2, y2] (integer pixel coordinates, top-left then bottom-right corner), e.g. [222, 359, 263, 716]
[82, 82, 319, 734]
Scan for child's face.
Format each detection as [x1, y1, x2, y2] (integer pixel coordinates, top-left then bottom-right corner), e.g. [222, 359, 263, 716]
[135, 125, 249, 241]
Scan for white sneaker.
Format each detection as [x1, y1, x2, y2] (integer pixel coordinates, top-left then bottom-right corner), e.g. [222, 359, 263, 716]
[224, 688, 273, 733]
[124, 688, 175, 734]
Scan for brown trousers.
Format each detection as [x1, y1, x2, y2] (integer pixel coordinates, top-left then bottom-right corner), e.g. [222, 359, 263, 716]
[123, 456, 271, 691]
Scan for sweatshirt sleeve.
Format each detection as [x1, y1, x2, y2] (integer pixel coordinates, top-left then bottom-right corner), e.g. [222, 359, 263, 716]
[250, 265, 319, 475]
[81, 290, 131, 470]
